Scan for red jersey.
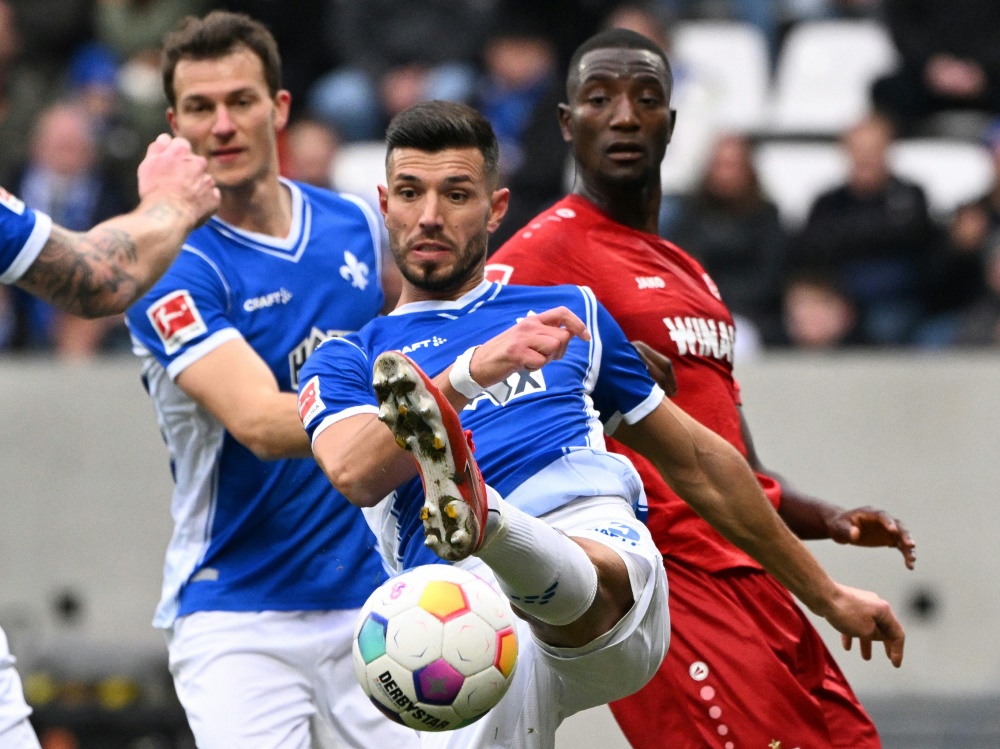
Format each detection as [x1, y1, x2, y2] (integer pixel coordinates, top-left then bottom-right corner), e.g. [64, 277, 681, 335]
[490, 194, 782, 572]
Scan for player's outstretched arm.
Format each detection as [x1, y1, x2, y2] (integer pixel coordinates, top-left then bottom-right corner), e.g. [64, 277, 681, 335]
[739, 408, 917, 569]
[613, 398, 906, 667]
[311, 306, 591, 506]
[15, 135, 219, 318]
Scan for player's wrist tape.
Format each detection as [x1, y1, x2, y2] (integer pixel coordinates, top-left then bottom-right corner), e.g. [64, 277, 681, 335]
[449, 346, 486, 399]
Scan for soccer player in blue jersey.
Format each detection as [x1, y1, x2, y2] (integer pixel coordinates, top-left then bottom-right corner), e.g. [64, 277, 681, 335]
[1, 136, 217, 749]
[124, 12, 418, 749]
[299, 100, 906, 748]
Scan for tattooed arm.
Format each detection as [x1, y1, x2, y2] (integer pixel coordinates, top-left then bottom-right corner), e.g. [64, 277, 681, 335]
[14, 135, 219, 317]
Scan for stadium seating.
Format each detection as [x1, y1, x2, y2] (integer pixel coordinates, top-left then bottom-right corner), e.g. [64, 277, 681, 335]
[754, 141, 847, 228]
[330, 140, 387, 210]
[755, 138, 995, 228]
[671, 21, 770, 133]
[766, 19, 899, 136]
[889, 138, 994, 219]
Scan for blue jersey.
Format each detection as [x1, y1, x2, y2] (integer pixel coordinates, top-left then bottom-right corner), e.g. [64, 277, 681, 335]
[299, 280, 664, 572]
[126, 179, 387, 628]
[0, 188, 51, 285]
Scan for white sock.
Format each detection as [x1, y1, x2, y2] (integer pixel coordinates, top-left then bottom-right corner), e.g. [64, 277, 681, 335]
[475, 490, 598, 627]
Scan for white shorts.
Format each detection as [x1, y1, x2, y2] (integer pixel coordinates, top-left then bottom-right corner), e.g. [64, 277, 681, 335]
[424, 496, 670, 749]
[0, 627, 39, 749]
[166, 609, 420, 749]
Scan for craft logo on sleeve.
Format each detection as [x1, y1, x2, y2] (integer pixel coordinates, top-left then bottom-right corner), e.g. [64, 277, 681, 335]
[298, 375, 324, 426]
[147, 290, 208, 355]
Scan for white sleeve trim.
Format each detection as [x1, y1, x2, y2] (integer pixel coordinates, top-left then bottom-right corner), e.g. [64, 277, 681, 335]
[164, 327, 243, 381]
[605, 385, 665, 436]
[310, 404, 380, 445]
[1, 210, 52, 284]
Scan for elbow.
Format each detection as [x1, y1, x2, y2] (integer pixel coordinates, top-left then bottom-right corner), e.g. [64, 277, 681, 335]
[241, 434, 282, 461]
[232, 425, 286, 461]
[325, 459, 384, 507]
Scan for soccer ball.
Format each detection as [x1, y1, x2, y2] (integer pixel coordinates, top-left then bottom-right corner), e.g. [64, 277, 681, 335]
[353, 563, 519, 732]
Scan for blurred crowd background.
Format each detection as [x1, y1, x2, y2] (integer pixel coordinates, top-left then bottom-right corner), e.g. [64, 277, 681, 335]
[1, 0, 999, 359]
[4, 2, 1000, 747]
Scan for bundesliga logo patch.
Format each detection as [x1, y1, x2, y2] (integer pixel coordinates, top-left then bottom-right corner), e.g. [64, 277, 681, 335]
[147, 290, 207, 355]
[298, 375, 325, 426]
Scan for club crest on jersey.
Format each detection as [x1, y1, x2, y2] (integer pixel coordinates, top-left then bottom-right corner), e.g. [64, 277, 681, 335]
[297, 375, 325, 426]
[0, 186, 25, 215]
[147, 290, 207, 355]
[484, 263, 513, 285]
[340, 251, 369, 290]
[663, 316, 736, 363]
[289, 327, 350, 388]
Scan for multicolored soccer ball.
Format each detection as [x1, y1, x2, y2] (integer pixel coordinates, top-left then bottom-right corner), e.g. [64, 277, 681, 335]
[352, 564, 519, 731]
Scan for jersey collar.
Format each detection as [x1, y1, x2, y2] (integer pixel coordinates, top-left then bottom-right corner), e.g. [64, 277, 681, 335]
[207, 178, 311, 260]
[388, 279, 500, 317]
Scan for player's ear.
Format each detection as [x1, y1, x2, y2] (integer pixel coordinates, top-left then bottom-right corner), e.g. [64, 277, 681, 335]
[558, 104, 573, 144]
[167, 108, 180, 136]
[487, 187, 509, 233]
[273, 90, 292, 131]
[377, 184, 389, 220]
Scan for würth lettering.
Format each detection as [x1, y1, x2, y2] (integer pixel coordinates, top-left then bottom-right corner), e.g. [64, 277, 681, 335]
[663, 317, 735, 362]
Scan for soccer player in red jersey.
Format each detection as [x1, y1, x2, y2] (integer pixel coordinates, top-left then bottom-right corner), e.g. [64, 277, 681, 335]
[489, 28, 916, 748]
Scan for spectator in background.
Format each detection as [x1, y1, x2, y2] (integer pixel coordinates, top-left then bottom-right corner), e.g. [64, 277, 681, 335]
[282, 117, 339, 189]
[63, 42, 150, 198]
[306, 0, 491, 141]
[7, 0, 92, 83]
[7, 101, 131, 357]
[95, 0, 207, 61]
[954, 234, 1000, 346]
[0, 0, 58, 186]
[792, 114, 938, 345]
[873, 0, 1000, 137]
[491, 0, 608, 73]
[779, 270, 866, 348]
[216, 0, 334, 118]
[476, 15, 566, 248]
[665, 132, 787, 342]
[917, 119, 1000, 345]
[94, 0, 209, 190]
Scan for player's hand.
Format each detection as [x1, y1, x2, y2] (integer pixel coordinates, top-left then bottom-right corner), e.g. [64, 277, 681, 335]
[827, 506, 916, 570]
[469, 306, 590, 388]
[632, 340, 678, 397]
[137, 134, 220, 227]
[824, 583, 905, 668]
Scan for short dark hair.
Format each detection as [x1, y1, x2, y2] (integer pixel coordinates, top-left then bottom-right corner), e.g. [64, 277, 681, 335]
[385, 100, 500, 187]
[162, 11, 282, 107]
[566, 28, 672, 99]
